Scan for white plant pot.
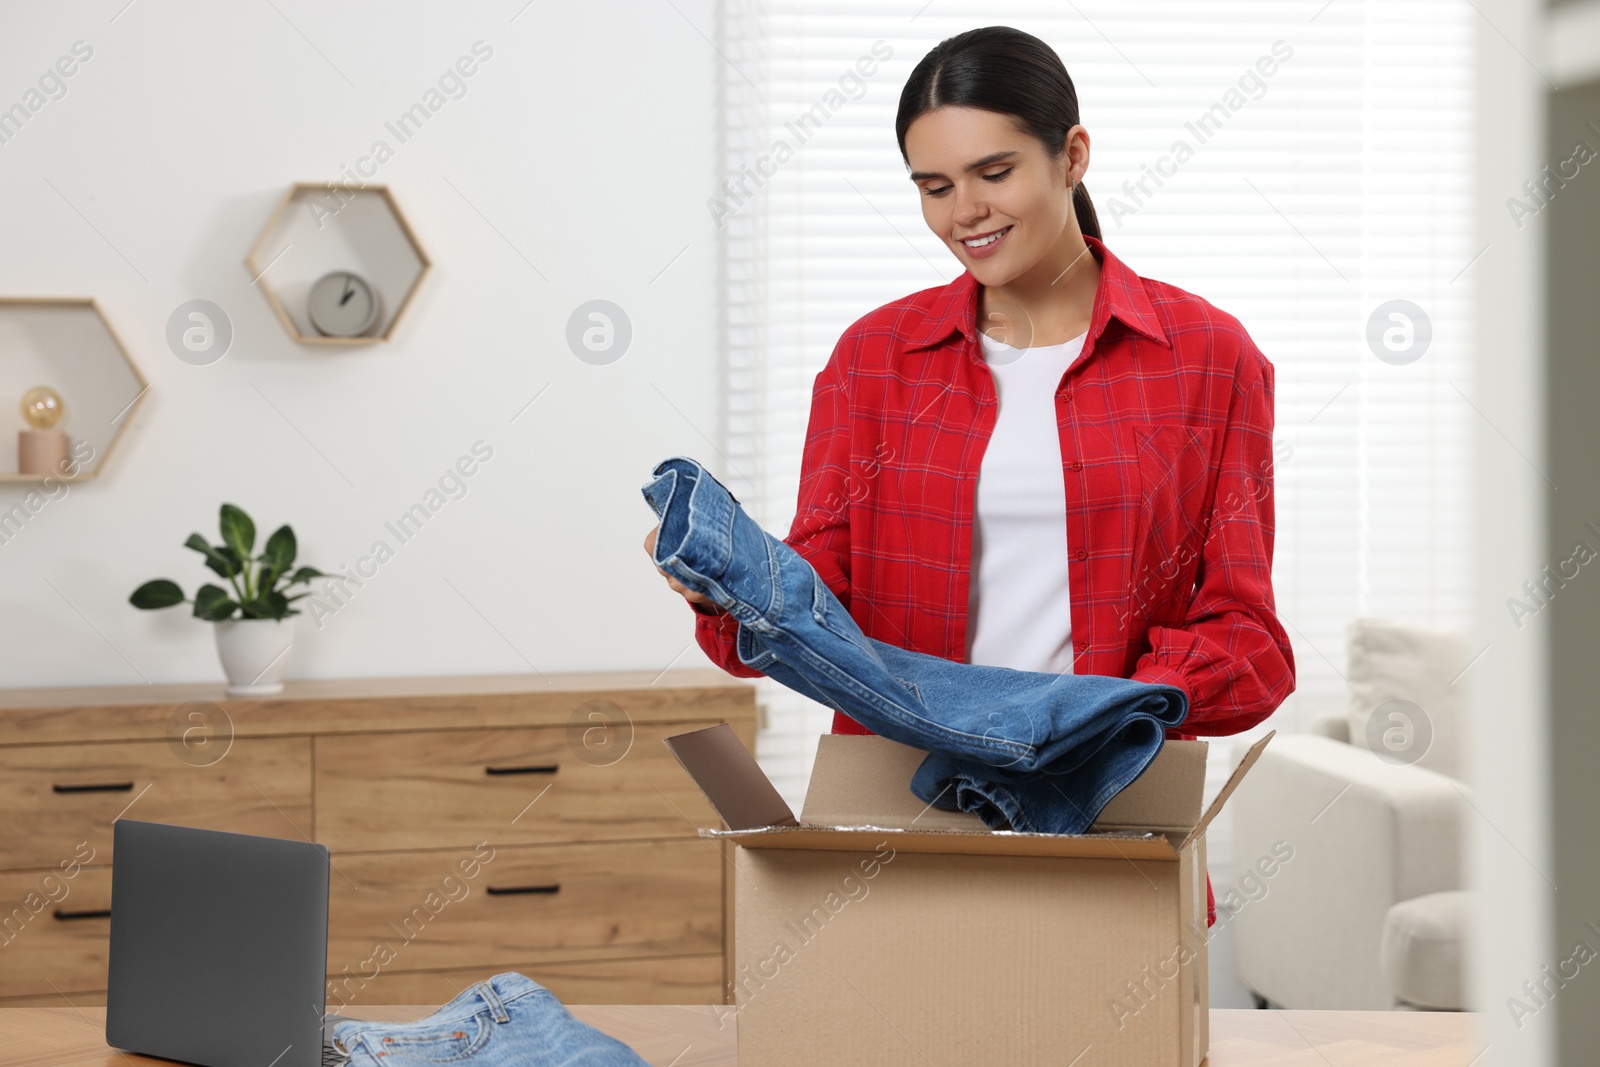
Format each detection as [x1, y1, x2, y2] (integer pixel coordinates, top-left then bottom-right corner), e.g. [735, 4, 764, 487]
[214, 617, 295, 695]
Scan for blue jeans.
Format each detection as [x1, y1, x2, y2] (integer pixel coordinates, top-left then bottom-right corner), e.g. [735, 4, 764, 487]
[330, 972, 645, 1067]
[642, 456, 1189, 834]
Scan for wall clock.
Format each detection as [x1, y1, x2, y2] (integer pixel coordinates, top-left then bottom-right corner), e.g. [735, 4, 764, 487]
[307, 271, 381, 338]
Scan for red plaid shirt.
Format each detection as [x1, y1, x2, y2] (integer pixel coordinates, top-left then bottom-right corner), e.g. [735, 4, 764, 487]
[692, 234, 1297, 925]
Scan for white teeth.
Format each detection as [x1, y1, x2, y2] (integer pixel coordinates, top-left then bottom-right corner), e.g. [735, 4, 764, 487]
[963, 226, 1009, 248]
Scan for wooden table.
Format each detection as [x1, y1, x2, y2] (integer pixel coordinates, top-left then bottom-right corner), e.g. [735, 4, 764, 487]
[0, 1005, 1479, 1065]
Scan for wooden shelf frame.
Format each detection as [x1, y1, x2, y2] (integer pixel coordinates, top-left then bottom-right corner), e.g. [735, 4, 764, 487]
[0, 295, 149, 484]
[244, 182, 432, 347]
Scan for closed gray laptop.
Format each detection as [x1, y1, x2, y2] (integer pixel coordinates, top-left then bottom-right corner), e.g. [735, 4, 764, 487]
[105, 820, 335, 1067]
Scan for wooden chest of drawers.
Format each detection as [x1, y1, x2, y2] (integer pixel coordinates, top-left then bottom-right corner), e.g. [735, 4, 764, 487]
[0, 671, 755, 1009]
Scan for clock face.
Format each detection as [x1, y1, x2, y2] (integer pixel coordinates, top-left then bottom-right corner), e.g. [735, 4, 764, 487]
[307, 271, 381, 338]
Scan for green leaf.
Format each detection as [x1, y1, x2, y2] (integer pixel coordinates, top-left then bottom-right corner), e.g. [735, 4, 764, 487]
[219, 504, 255, 560]
[185, 533, 239, 579]
[210, 544, 244, 581]
[285, 565, 329, 585]
[193, 584, 239, 621]
[261, 525, 296, 588]
[237, 589, 292, 620]
[130, 579, 186, 610]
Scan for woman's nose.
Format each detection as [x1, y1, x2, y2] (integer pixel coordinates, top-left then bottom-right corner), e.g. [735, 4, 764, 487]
[952, 189, 988, 228]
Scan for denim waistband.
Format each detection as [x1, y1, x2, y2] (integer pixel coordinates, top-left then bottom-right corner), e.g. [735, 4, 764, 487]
[330, 971, 543, 1048]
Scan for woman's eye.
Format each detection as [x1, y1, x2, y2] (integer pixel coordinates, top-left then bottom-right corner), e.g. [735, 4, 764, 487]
[923, 168, 1013, 197]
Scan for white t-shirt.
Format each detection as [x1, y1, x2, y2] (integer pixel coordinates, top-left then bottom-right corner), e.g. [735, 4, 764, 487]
[964, 328, 1088, 673]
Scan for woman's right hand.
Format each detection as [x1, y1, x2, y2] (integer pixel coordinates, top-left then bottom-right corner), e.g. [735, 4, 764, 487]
[643, 523, 725, 614]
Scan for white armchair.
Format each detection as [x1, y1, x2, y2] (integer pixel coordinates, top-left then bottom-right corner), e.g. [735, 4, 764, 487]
[1228, 617, 1475, 1010]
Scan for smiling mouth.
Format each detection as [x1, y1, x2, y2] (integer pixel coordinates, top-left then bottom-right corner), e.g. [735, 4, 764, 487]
[960, 225, 1012, 249]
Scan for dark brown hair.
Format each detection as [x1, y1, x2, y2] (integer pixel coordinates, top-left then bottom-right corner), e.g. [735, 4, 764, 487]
[895, 25, 1101, 240]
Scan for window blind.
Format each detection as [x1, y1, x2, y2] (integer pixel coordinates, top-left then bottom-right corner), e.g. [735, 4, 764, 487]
[714, 0, 1475, 865]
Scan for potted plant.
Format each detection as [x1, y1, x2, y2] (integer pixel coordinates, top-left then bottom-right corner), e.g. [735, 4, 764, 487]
[130, 504, 329, 695]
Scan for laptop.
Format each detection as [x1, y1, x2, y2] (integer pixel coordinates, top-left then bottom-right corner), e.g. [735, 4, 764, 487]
[105, 820, 371, 1067]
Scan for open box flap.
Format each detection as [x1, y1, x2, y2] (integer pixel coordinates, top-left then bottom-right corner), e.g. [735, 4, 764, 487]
[1178, 730, 1276, 851]
[662, 721, 1272, 849]
[1078, 736, 1209, 834]
[801, 733, 1210, 836]
[661, 721, 798, 831]
[702, 823, 1181, 861]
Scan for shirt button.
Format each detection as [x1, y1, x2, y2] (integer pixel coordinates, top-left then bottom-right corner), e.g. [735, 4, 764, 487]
[1062, 391, 1073, 402]
[1076, 548, 1088, 560]
[1070, 461, 1083, 472]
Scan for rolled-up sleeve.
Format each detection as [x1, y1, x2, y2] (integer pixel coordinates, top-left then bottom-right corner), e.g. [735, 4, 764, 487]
[693, 335, 856, 677]
[1130, 345, 1296, 734]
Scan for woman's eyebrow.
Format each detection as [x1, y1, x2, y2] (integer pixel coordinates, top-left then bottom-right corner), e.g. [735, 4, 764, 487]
[909, 150, 1019, 182]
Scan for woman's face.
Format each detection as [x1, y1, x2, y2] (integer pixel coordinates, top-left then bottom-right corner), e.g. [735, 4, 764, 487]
[904, 106, 1084, 286]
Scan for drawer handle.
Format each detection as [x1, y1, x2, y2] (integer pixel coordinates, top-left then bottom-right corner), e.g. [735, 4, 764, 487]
[484, 764, 559, 776]
[485, 883, 561, 896]
[54, 907, 112, 921]
[52, 781, 134, 794]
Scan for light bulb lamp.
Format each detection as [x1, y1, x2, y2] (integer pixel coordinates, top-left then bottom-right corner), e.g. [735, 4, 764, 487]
[18, 385, 69, 476]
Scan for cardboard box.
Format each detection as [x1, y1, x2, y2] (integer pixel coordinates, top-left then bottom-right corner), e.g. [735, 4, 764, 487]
[664, 722, 1274, 1067]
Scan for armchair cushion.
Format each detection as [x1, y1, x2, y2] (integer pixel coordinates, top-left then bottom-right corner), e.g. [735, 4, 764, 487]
[1345, 617, 1472, 783]
[1380, 890, 1472, 1010]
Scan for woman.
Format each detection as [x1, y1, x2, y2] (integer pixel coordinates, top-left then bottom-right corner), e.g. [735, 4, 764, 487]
[644, 26, 1295, 929]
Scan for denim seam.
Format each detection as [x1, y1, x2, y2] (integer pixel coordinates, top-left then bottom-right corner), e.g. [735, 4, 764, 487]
[763, 532, 784, 622]
[681, 474, 721, 584]
[476, 979, 510, 1023]
[355, 1013, 492, 1063]
[494, 984, 546, 1008]
[735, 629, 775, 669]
[662, 553, 779, 635]
[337, 989, 494, 1039]
[333, 980, 548, 1062]
[780, 633, 1036, 759]
[945, 719, 1166, 834]
[955, 776, 1031, 831]
[739, 633, 845, 713]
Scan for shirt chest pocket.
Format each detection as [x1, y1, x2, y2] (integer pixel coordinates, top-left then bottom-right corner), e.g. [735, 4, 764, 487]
[1131, 423, 1217, 614]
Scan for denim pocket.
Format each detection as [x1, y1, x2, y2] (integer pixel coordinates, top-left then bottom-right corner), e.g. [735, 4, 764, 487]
[349, 1013, 491, 1064]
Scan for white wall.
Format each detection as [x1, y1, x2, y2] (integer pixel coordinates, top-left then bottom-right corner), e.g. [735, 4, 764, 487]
[0, 1, 725, 689]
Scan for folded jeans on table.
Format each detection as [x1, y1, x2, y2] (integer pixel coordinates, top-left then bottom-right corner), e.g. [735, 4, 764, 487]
[330, 971, 646, 1067]
[642, 455, 1189, 834]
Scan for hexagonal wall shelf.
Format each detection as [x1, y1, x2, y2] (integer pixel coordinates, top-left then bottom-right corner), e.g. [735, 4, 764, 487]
[245, 183, 430, 346]
[0, 297, 148, 482]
